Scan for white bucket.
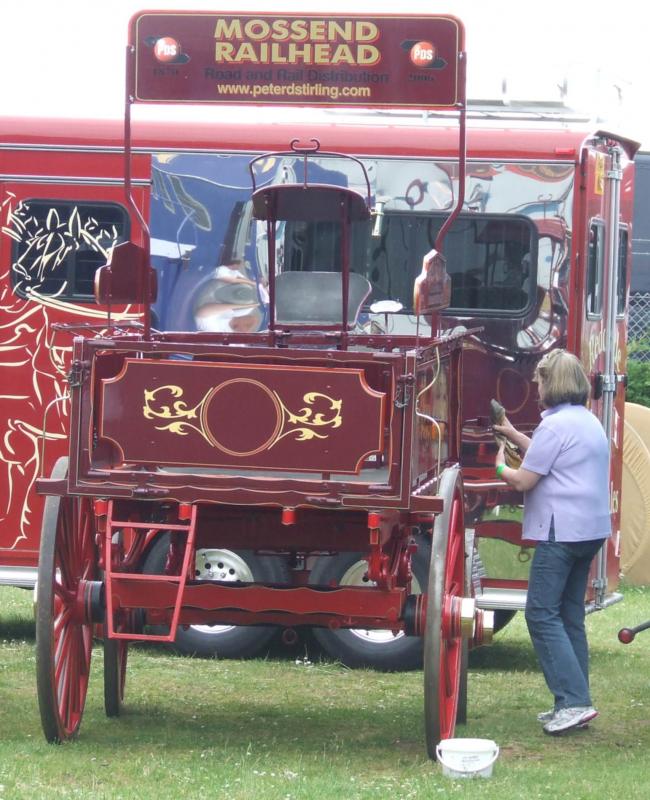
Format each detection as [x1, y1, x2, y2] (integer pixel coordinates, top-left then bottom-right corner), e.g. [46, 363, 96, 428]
[436, 738, 499, 779]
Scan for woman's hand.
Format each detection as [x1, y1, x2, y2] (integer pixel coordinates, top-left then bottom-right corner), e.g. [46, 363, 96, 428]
[494, 441, 542, 491]
[493, 419, 532, 454]
[493, 417, 518, 441]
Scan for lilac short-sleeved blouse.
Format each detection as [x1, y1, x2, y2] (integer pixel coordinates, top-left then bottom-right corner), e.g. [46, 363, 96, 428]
[520, 403, 612, 542]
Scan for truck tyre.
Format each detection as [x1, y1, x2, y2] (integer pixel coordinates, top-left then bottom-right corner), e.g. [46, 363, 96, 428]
[309, 534, 431, 670]
[142, 533, 287, 658]
[493, 609, 517, 633]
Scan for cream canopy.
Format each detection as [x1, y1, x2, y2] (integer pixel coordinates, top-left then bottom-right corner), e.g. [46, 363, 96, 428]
[621, 403, 650, 585]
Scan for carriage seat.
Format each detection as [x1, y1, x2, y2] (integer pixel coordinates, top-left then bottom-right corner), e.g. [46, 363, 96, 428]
[275, 271, 371, 326]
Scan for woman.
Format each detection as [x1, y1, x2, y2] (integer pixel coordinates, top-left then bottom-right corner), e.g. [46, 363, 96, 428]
[494, 349, 611, 735]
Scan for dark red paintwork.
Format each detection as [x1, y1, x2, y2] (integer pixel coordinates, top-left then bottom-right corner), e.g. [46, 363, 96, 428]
[101, 358, 385, 473]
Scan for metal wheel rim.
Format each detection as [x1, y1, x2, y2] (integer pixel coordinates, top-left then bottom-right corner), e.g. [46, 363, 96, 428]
[424, 469, 465, 757]
[340, 559, 422, 644]
[190, 549, 255, 635]
[36, 458, 95, 742]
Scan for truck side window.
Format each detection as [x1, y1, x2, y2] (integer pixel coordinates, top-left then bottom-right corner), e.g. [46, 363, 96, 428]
[9, 200, 129, 301]
[587, 222, 604, 317]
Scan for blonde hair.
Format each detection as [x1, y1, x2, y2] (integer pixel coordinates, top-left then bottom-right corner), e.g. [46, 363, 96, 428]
[535, 349, 590, 407]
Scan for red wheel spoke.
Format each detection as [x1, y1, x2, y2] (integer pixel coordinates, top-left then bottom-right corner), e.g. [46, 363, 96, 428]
[55, 620, 73, 684]
[69, 634, 81, 717]
[57, 643, 72, 719]
[79, 628, 91, 678]
[53, 606, 73, 638]
[57, 530, 76, 589]
[53, 584, 66, 605]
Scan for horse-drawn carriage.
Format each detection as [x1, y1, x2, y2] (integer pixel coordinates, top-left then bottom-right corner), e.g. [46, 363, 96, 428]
[34, 10, 492, 757]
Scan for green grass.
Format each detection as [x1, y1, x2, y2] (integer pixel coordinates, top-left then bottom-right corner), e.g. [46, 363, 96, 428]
[1, 584, 650, 799]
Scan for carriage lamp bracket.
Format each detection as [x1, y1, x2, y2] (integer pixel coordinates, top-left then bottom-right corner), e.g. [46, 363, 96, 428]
[394, 374, 415, 408]
[67, 359, 90, 388]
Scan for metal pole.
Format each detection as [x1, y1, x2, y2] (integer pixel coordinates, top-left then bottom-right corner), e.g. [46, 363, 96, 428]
[597, 144, 623, 606]
[434, 51, 467, 254]
[124, 43, 152, 339]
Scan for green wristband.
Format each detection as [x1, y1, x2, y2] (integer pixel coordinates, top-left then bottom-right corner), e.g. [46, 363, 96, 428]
[496, 464, 506, 478]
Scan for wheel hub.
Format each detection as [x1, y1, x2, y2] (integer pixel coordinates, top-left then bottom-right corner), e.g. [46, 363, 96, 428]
[191, 549, 255, 635]
[194, 548, 254, 582]
[340, 559, 422, 644]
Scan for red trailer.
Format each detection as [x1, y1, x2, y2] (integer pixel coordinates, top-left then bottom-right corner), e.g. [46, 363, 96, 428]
[29, 10, 496, 755]
[0, 12, 637, 682]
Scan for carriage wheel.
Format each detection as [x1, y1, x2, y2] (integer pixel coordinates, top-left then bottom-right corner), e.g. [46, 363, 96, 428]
[36, 457, 96, 743]
[424, 465, 467, 758]
[104, 612, 131, 717]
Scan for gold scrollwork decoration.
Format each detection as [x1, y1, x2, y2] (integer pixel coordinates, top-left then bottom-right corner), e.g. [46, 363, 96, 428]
[142, 382, 343, 454]
[274, 391, 342, 443]
[143, 385, 212, 443]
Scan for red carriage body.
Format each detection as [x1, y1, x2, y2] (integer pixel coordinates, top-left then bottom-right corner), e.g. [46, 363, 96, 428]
[0, 9, 637, 754]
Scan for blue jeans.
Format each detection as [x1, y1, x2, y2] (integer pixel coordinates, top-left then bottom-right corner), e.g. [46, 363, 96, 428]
[525, 530, 605, 710]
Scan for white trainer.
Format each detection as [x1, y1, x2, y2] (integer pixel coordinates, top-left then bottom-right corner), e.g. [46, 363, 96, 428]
[537, 708, 555, 723]
[543, 706, 598, 735]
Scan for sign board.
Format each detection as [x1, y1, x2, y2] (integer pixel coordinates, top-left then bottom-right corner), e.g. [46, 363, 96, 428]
[101, 359, 385, 473]
[130, 12, 464, 108]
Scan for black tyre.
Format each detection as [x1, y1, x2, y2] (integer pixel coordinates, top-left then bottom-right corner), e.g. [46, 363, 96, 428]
[142, 534, 288, 658]
[493, 609, 517, 633]
[103, 635, 127, 718]
[309, 534, 431, 671]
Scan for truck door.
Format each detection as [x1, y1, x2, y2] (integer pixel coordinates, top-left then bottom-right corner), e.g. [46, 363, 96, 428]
[577, 143, 626, 607]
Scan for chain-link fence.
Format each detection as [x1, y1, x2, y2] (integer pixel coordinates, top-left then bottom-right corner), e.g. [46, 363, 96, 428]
[629, 292, 650, 362]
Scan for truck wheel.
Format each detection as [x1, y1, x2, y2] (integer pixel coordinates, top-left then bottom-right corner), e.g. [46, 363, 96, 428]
[494, 609, 517, 633]
[142, 534, 287, 658]
[309, 533, 431, 671]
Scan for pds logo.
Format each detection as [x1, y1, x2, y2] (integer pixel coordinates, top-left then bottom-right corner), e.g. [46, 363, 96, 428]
[145, 35, 191, 64]
[154, 37, 181, 63]
[410, 41, 436, 67]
